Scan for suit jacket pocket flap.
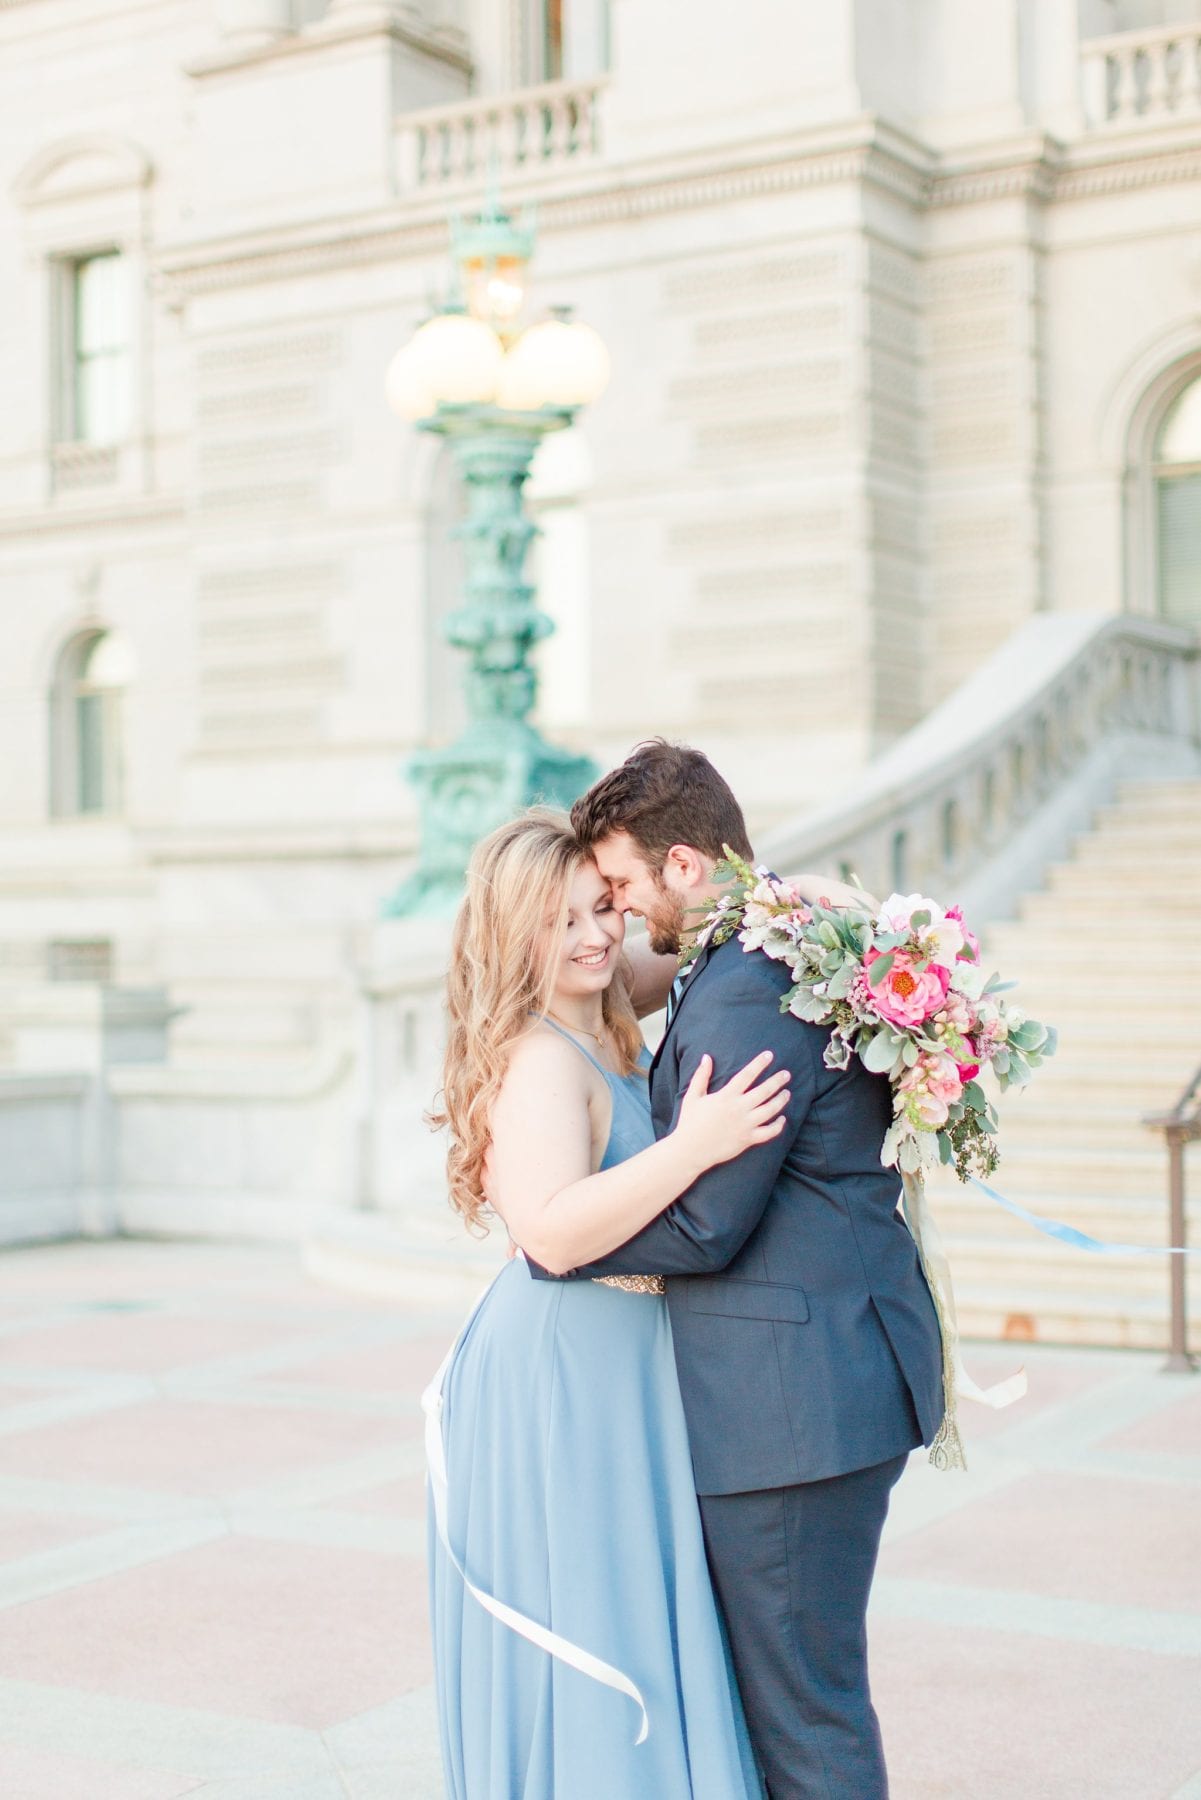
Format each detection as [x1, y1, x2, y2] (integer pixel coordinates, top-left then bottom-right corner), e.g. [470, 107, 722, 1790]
[684, 1279, 809, 1323]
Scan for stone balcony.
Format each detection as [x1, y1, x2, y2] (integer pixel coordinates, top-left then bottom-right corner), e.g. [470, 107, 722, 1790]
[1081, 20, 1201, 129]
[394, 76, 607, 195]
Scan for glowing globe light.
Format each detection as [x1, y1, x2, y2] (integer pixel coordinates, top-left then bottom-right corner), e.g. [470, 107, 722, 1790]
[496, 316, 611, 413]
[385, 312, 503, 420]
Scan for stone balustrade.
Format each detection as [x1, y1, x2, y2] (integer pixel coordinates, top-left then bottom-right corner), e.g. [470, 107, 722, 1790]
[760, 614, 1200, 923]
[1081, 23, 1201, 128]
[395, 77, 605, 193]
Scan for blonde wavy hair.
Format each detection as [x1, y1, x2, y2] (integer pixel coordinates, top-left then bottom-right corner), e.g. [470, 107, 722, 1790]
[431, 808, 645, 1233]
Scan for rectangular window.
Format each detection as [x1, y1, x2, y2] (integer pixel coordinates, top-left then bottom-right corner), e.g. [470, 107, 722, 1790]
[543, 0, 564, 78]
[531, 0, 609, 82]
[62, 251, 131, 445]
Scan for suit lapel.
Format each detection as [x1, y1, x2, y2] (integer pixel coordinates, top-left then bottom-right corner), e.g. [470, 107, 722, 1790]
[648, 936, 718, 1089]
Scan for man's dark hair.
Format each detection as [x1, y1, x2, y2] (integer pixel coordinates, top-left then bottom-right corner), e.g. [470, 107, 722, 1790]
[570, 739, 753, 868]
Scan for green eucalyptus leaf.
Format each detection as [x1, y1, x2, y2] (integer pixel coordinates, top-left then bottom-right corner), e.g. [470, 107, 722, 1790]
[867, 951, 896, 988]
[863, 1030, 902, 1073]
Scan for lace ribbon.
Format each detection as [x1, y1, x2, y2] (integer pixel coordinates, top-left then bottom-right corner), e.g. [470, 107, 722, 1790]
[423, 1282, 651, 1745]
[899, 1171, 1028, 1471]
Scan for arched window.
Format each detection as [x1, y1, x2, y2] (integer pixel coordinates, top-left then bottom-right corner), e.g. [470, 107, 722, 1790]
[50, 629, 134, 817]
[1154, 375, 1201, 625]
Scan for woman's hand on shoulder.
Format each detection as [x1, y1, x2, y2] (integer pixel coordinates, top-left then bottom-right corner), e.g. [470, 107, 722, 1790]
[673, 1050, 790, 1173]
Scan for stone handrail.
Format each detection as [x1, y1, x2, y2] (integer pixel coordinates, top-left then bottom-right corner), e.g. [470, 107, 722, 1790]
[759, 613, 1199, 923]
[395, 76, 606, 192]
[1081, 22, 1201, 128]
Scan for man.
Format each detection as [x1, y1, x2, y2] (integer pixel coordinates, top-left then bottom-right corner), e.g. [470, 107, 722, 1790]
[529, 739, 945, 1799]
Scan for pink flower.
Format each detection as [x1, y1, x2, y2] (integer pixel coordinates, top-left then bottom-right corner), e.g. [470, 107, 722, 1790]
[946, 904, 980, 962]
[956, 1057, 980, 1083]
[863, 948, 950, 1029]
[898, 1049, 963, 1129]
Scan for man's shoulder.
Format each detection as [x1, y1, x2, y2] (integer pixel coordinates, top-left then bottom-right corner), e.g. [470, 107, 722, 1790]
[700, 933, 795, 997]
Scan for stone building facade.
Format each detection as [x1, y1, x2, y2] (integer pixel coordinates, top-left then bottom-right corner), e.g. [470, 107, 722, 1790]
[2, 0, 1201, 1027]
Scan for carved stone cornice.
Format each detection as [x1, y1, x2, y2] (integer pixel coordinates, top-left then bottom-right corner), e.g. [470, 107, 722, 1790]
[187, 8, 471, 80]
[1055, 137, 1201, 202]
[151, 109, 1201, 303]
[157, 121, 934, 300]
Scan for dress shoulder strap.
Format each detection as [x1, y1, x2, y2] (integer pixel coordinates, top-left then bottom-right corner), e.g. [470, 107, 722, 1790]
[539, 1016, 613, 1080]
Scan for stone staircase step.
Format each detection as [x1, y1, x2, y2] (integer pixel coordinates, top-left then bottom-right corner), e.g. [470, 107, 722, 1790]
[986, 1114, 1164, 1153]
[1000, 1076, 1187, 1112]
[980, 935, 1201, 977]
[1038, 868, 1201, 906]
[975, 1151, 1170, 1200]
[953, 1287, 1192, 1352]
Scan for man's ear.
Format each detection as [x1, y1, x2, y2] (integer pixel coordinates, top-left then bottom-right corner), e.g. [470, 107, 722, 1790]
[664, 843, 710, 889]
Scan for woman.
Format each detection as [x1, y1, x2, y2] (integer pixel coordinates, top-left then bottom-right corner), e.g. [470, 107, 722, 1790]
[427, 811, 823, 1798]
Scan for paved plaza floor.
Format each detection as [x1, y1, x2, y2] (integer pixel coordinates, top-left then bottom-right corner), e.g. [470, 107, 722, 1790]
[0, 1238, 1197, 1799]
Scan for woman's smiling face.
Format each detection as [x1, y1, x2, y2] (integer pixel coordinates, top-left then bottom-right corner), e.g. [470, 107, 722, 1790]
[553, 861, 626, 1002]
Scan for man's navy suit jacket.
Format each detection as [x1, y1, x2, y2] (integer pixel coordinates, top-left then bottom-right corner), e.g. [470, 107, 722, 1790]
[529, 933, 945, 1497]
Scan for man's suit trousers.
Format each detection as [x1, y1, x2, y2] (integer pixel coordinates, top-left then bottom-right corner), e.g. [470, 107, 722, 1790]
[698, 1452, 909, 1800]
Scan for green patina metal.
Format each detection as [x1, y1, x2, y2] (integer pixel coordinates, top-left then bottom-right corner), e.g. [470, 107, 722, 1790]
[384, 403, 599, 917]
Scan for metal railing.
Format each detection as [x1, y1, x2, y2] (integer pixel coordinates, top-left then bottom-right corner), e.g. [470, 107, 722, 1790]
[1145, 1062, 1201, 1373]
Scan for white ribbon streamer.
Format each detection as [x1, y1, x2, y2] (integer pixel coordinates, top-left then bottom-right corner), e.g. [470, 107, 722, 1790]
[900, 1171, 1027, 1470]
[422, 1281, 651, 1745]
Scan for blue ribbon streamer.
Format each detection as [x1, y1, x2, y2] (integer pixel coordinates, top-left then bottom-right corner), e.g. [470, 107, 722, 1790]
[968, 1176, 1199, 1256]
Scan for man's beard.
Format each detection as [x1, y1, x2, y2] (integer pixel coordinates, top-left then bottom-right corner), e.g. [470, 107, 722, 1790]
[644, 881, 689, 957]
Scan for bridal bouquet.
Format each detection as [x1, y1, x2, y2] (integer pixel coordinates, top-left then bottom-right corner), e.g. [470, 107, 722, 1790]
[686, 852, 1057, 1183]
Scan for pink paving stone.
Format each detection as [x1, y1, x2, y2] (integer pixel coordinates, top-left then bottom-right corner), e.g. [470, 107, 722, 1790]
[271, 1332, 454, 1398]
[0, 1312, 323, 1374]
[0, 1509, 116, 1564]
[873, 1616, 1201, 1800]
[881, 1469, 1201, 1613]
[336, 1476, 427, 1519]
[952, 1347, 1117, 1444]
[0, 1381, 47, 1407]
[0, 1243, 267, 1301]
[0, 1397, 417, 1495]
[1100, 1382, 1201, 1455]
[0, 1534, 433, 1729]
[0, 1746, 203, 1800]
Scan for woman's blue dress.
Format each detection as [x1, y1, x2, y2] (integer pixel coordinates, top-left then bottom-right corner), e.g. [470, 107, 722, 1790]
[428, 1035, 762, 1799]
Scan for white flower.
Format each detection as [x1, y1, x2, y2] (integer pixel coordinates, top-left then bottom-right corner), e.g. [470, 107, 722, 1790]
[876, 892, 940, 933]
[876, 892, 964, 968]
[950, 961, 989, 1001]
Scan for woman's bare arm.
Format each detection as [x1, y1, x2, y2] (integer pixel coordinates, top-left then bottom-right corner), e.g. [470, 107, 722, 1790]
[622, 935, 679, 1018]
[486, 1033, 788, 1275]
[786, 870, 880, 912]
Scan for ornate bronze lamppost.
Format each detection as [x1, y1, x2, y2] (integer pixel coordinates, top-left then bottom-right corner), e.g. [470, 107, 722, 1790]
[383, 200, 610, 916]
